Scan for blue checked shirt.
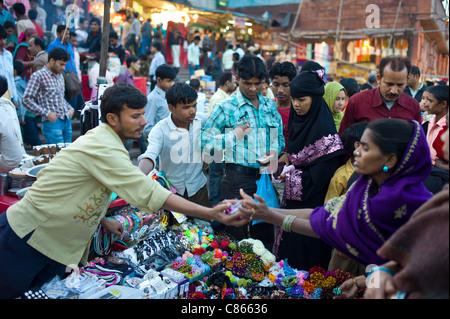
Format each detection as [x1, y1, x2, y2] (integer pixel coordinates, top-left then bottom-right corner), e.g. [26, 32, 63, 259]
[201, 90, 285, 168]
[22, 66, 72, 120]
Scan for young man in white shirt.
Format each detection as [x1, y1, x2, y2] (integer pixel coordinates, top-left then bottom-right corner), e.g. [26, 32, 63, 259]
[187, 36, 201, 78]
[149, 41, 166, 90]
[139, 82, 209, 206]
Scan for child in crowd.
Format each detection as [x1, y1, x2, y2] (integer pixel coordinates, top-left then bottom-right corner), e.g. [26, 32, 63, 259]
[188, 79, 206, 119]
[423, 85, 449, 166]
[138, 82, 209, 207]
[325, 121, 368, 276]
[324, 122, 368, 203]
[14, 60, 42, 147]
[143, 64, 176, 137]
[3, 21, 17, 52]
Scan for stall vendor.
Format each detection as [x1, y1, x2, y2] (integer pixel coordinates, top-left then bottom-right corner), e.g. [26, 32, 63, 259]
[0, 83, 248, 299]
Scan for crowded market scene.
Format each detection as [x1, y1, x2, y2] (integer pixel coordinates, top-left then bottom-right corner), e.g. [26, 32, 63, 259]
[0, 0, 448, 307]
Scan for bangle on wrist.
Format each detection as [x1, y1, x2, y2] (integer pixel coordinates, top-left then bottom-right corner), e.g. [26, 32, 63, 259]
[367, 266, 395, 281]
[352, 277, 361, 290]
[282, 215, 297, 232]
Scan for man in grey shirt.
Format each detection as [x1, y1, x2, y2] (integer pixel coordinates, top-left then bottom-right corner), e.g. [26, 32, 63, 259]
[143, 64, 176, 137]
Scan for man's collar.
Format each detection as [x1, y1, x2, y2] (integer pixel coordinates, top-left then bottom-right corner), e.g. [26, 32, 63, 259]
[236, 90, 265, 108]
[372, 87, 408, 109]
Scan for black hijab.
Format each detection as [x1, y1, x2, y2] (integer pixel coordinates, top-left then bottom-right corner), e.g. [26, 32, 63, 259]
[287, 70, 344, 161]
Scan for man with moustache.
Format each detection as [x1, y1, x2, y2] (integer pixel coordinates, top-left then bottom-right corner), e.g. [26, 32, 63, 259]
[338, 56, 421, 135]
[0, 83, 248, 298]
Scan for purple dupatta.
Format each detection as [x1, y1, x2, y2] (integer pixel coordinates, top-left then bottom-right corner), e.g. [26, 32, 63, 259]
[310, 120, 434, 266]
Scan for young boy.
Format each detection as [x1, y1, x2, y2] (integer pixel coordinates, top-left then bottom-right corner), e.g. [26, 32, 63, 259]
[138, 82, 210, 207]
[423, 85, 449, 166]
[324, 122, 368, 203]
[143, 64, 176, 137]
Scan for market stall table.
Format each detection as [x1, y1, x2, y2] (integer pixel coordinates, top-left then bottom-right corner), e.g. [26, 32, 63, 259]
[0, 194, 19, 214]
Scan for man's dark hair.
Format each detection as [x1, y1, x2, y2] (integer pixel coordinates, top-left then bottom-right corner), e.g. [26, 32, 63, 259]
[109, 31, 118, 40]
[152, 41, 162, 52]
[155, 64, 176, 81]
[378, 56, 411, 78]
[57, 24, 67, 34]
[189, 79, 201, 91]
[0, 25, 7, 40]
[28, 8, 38, 21]
[410, 65, 421, 77]
[14, 60, 24, 76]
[100, 83, 147, 124]
[48, 48, 69, 62]
[340, 78, 359, 98]
[218, 71, 233, 86]
[0, 75, 8, 97]
[90, 17, 101, 26]
[12, 3, 26, 15]
[269, 61, 297, 81]
[3, 21, 15, 31]
[166, 82, 197, 107]
[426, 85, 449, 110]
[126, 55, 138, 68]
[236, 56, 267, 80]
[32, 36, 46, 50]
[194, 36, 201, 42]
[341, 122, 368, 155]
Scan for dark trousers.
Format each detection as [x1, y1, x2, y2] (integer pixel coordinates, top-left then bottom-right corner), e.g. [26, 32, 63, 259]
[0, 213, 66, 299]
[220, 165, 274, 251]
[22, 116, 42, 147]
[208, 161, 224, 206]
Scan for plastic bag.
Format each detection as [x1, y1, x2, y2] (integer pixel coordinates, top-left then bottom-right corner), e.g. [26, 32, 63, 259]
[253, 168, 280, 225]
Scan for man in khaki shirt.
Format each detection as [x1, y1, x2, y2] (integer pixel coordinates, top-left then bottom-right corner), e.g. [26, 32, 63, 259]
[28, 36, 48, 72]
[0, 83, 248, 298]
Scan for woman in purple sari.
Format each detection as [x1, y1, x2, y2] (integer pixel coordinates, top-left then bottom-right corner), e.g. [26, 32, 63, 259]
[239, 118, 433, 267]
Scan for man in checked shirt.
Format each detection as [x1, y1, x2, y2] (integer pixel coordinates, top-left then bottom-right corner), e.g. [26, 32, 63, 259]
[23, 48, 75, 144]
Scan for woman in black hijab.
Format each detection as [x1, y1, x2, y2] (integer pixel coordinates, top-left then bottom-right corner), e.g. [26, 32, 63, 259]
[275, 68, 346, 270]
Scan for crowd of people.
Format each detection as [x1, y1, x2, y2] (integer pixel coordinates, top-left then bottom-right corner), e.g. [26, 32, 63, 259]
[0, 1, 449, 299]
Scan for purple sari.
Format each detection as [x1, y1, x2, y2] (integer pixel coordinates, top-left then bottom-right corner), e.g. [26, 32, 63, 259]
[310, 120, 434, 266]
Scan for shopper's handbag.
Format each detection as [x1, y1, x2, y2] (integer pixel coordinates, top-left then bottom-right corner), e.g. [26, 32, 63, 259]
[62, 31, 81, 100]
[62, 48, 81, 100]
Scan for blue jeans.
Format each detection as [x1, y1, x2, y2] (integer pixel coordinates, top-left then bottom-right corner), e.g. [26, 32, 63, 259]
[189, 64, 201, 78]
[41, 118, 72, 144]
[140, 37, 152, 54]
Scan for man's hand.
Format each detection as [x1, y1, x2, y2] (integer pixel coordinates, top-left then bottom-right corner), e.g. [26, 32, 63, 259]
[47, 112, 58, 123]
[210, 202, 250, 227]
[234, 122, 252, 139]
[100, 218, 124, 238]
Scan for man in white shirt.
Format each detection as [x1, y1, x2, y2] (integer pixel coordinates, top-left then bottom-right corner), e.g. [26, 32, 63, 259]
[222, 44, 235, 71]
[144, 64, 176, 137]
[138, 82, 209, 207]
[0, 25, 18, 107]
[0, 76, 25, 173]
[148, 41, 166, 90]
[188, 36, 201, 78]
[235, 43, 245, 60]
[29, 0, 46, 31]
